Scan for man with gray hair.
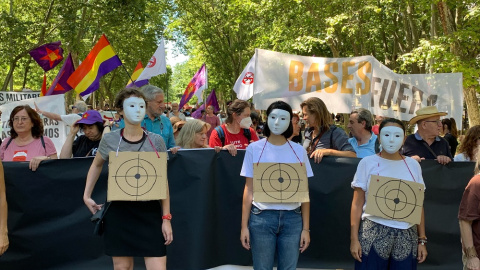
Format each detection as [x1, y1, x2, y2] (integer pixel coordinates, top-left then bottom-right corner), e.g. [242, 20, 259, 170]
[114, 85, 175, 149]
[347, 108, 378, 158]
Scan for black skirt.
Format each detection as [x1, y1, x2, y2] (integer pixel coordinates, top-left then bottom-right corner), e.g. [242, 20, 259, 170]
[103, 200, 167, 257]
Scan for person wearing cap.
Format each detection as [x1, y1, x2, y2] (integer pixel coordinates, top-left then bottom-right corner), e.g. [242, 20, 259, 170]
[402, 106, 452, 165]
[172, 119, 186, 141]
[59, 110, 109, 158]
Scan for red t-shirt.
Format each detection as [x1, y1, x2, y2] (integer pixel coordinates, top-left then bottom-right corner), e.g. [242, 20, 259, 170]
[459, 175, 480, 255]
[208, 124, 259, 149]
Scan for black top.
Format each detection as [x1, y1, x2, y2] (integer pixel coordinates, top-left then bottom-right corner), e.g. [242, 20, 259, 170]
[443, 133, 458, 157]
[72, 135, 101, 157]
[401, 133, 453, 159]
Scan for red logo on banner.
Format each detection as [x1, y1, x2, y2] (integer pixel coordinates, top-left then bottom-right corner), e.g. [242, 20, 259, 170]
[147, 56, 156, 68]
[242, 72, 254, 85]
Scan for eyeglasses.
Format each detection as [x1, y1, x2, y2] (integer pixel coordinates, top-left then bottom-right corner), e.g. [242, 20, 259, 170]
[424, 120, 442, 125]
[13, 117, 30, 123]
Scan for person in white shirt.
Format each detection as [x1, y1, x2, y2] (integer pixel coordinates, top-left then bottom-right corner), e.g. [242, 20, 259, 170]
[350, 118, 427, 269]
[240, 101, 313, 269]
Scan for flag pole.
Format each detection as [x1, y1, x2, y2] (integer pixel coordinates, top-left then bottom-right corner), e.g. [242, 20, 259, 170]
[165, 68, 169, 106]
[120, 65, 134, 86]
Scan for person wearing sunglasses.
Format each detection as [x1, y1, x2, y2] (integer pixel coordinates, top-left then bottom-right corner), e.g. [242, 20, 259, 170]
[402, 106, 452, 165]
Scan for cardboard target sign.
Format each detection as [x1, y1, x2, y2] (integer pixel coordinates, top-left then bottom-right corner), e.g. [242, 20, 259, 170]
[365, 175, 425, 225]
[107, 152, 167, 201]
[253, 162, 309, 203]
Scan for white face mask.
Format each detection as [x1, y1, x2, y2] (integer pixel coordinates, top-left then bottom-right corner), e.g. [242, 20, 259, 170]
[267, 109, 290, 135]
[239, 117, 253, 129]
[380, 126, 404, 154]
[123, 97, 146, 124]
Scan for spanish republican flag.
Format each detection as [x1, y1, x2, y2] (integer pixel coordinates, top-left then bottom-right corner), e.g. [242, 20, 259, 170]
[67, 34, 122, 97]
[126, 61, 148, 88]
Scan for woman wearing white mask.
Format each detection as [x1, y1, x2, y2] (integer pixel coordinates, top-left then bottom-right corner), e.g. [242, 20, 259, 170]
[209, 99, 259, 156]
[240, 101, 313, 269]
[83, 87, 173, 270]
[350, 118, 427, 269]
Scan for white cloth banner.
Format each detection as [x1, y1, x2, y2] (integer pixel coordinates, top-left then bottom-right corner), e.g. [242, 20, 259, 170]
[0, 94, 67, 155]
[0, 91, 41, 106]
[137, 39, 167, 81]
[253, 49, 463, 127]
[233, 53, 256, 100]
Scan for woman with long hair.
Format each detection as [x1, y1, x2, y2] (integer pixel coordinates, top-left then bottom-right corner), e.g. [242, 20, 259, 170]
[455, 125, 480, 162]
[300, 97, 356, 163]
[176, 119, 211, 149]
[350, 118, 427, 269]
[240, 101, 313, 269]
[0, 105, 57, 171]
[83, 87, 172, 270]
[442, 118, 459, 157]
[209, 99, 259, 156]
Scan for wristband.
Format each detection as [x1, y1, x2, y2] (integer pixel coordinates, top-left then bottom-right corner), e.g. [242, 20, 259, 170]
[162, 213, 172, 220]
[302, 229, 310, 232]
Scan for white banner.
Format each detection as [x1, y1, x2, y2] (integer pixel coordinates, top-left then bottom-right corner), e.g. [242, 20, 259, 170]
[0, 91, 41, 106]
[253, 49, 463, 127]
[0, 94, 67, 155]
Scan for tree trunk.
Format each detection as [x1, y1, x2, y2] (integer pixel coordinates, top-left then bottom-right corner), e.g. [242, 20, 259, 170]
[464, 86, 480, 127]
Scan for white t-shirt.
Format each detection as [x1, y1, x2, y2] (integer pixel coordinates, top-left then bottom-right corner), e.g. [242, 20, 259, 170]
[454, 152, 471, 162]
[60, 114, 82, 126]
[170, 112, 186, 121]
[240, 138, 314, 210]
[351, 154, 425, 229]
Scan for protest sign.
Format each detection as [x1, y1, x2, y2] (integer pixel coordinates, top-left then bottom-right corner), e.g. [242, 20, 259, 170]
[253, 49, 463, 127]
[0, 94, 67, 154]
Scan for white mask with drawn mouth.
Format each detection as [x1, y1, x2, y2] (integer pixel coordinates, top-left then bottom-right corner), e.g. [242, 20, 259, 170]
[267, 109, 290, 135]
[239, 117, 253, 129]
[380, 126, 404, 154]
[123, 97, 146, 124]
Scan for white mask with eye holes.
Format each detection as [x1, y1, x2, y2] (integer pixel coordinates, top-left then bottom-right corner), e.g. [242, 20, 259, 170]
[268, 109, 291, 135]
[380, 126, 405, 154]
[123, 97, 146, 125]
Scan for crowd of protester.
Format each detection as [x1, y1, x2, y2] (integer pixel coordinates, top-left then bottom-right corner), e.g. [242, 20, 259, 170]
[1, 83, 480, 270]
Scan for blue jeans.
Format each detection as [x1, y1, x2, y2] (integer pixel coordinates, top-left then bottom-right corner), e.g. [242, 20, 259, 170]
[249, 206, 303, 270]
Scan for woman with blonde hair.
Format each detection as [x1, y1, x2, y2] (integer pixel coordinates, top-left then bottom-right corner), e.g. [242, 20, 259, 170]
[455, 125, 480, 162]
[300, 97, 356, 163]
[176, 119, 211, 149]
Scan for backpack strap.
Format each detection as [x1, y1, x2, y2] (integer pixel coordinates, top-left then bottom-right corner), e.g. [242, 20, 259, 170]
[243, 128, 251, 143]
[215, 126, 225, 146]
[5, 137, 13, 150]
[5, 137, 46, 152]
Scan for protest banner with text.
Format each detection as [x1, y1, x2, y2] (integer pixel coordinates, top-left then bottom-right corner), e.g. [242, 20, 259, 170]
[253, 49, 463, 127]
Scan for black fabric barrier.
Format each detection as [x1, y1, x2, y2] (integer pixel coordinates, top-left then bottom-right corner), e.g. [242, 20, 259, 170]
[0, 150, 474, 269]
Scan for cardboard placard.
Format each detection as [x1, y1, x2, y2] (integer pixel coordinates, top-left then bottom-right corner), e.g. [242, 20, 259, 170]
[253, 162, 309, 203]
[107, 151, 167, 201]
[365, 175, 425, 224]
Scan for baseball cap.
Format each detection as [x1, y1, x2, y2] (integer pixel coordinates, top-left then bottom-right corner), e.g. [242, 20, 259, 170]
[77, 110, 104, 125]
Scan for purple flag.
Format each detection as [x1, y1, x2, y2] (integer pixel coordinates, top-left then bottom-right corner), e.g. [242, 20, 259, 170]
[29, 41, 64, 72]
[45, 53, 75, 96]
[178, 63, 207, 109]
[192, 89, 220, 119]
